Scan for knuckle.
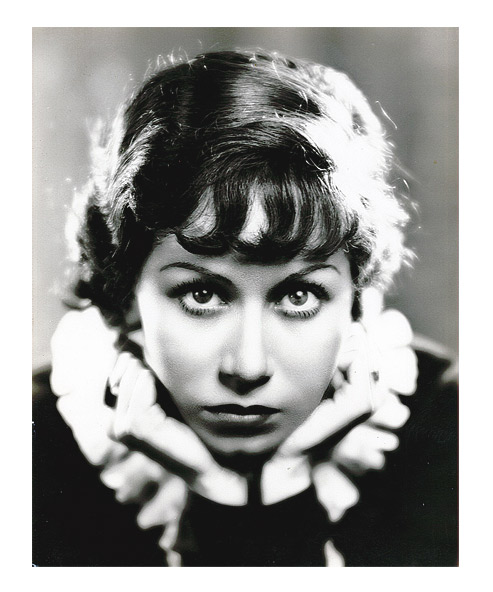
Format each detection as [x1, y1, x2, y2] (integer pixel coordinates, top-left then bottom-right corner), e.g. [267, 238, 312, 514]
[113, 413, 148, 443]
[113, 417, 134, 441]
[372, 453, 386, 470]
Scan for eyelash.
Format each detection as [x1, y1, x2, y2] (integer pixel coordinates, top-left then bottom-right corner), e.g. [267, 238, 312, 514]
[274, 281, 330, 319]
[169, 279, 228, 317]
[167, 279, 331, 319]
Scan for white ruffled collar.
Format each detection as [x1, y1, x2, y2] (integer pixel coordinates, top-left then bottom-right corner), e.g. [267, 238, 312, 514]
[52, 290, 418, 566]
[100, 299, 418, 564]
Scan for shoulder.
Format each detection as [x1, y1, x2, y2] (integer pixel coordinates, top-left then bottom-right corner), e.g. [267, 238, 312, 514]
[413, 334, 458, 389]
[333, 336, 458, 566]
[409, 336, 458, 446]
[32, 367, 165, 566]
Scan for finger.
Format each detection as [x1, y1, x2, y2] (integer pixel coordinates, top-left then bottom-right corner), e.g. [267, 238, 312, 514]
[334, 445, 387, 473]
[108, 351, 133, 395]
[338, 322, 380, 376]
[344, 424, 399, 452]
[369, 392, 410, 429]
[280, 325, 380, 456]
[260, 455, 311, 505]
[112, 357, 147, 439]
[189, 462, 248, 505]
[359, 286, 384, 322]
[108, 359, 218, 481]
[159, 521, 181, 562]
[118, 403, 248, 504]
[57, 395, 127, 465]
[359, 450, 385, 471]
[369, 427, 399, 451]
[360, 322, 383, 387]
[113, 401, 214, 478]
[311, 462, 360, 522]
[332, 424, 398, 473]
[100, 451, 164, 504]
[382, 347, 418, 395]
[126, 367, 157, 417]
[136, 476, 188, 529]
[50, 308, 134, 470]
[330, 368, 345, 391]
[346, 330, 373, 400]
[336, 322, 364, 371]
[379, 309, 414, 348]
[110, 380, 248, 504]
[278, 383, 367, 456]
[50, 308, 118, 400]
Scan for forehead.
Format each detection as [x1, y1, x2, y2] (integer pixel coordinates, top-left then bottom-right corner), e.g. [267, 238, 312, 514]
[143, 234, 352, 286]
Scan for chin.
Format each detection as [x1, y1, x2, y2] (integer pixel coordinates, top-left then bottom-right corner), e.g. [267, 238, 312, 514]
[200, 431, 283, 460]
[206, 437, 281, 475]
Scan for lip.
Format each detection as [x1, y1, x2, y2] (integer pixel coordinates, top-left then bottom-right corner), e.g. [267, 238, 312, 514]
[202, 404, 280, 428]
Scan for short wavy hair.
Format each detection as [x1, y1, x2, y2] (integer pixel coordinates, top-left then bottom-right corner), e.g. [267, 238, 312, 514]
[67, 49, 411, 327]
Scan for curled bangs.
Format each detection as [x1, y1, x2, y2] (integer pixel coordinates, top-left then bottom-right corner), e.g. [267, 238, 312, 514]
[174, 166, 358, 264]
[70, 49, 410, 327]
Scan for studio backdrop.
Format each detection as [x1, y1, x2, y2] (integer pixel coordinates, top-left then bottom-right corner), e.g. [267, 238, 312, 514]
[33, 27, 458, 368]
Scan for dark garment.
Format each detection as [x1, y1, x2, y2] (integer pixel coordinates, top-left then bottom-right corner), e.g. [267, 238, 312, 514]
[175, 486, 331, 566]
[32, 343, 457, 566]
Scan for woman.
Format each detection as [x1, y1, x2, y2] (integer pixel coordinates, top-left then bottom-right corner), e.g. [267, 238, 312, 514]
[32, 49, 457, 566]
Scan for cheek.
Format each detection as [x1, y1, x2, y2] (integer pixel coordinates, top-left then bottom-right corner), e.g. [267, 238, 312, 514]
[140, 307, 223, 395]
[273, 311, 351, 399]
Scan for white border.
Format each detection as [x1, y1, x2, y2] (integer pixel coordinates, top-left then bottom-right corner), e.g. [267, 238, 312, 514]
[4, 3, 489, 590]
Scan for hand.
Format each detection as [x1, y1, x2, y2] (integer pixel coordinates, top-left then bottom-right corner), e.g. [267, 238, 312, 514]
[107, 351, 248, 506]
[261, 302, 418, 518]
[50, 307, 249, 506]
[50, 307, 126, 465]
[276, 321, 386, 457]
[106, 320, 399, 511]
[49, 301, 417, 527]
[50, 308, 177, 522]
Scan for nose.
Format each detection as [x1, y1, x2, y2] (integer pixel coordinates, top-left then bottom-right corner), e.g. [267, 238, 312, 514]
[220, 304, 272, 396]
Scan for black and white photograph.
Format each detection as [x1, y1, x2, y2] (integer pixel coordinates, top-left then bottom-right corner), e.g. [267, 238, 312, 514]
[32, 27, 458, 568]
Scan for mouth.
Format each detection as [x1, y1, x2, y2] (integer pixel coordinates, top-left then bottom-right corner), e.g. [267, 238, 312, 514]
[202, 404, 280, 429]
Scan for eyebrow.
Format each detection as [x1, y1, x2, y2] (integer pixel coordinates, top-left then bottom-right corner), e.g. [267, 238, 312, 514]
[159, 261, 340, 284]
[159, 262, 236, 289]
[282, 263, 341, 280]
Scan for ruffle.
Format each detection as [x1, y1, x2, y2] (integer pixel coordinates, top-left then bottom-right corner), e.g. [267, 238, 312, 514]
[50, 290, 418, 566]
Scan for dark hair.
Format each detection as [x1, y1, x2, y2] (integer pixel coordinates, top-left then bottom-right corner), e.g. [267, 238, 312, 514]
[67, 49, 411, 326]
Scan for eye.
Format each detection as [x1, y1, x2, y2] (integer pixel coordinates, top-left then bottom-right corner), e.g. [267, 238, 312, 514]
[190, 288, 216, 304]
[175, 282, 229, 316]
[275, 289, 321, 318]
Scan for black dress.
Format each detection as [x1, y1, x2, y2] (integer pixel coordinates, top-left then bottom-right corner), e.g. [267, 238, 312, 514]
[32, 342, 457, 566]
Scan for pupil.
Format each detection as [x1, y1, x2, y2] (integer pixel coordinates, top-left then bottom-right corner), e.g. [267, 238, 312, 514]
[289, 290, 308, 306]
[193, 289, 213, 304]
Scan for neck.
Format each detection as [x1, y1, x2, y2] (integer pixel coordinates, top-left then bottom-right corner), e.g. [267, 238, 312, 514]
[211, 449, 274, 475]
[214, 451, 275, 506]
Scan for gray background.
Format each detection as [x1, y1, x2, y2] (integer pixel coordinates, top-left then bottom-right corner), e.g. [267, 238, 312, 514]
[33, 27, 458, 369]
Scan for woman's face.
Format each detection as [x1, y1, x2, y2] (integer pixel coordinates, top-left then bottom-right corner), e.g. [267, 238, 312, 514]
[135, 235, 354, 458]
